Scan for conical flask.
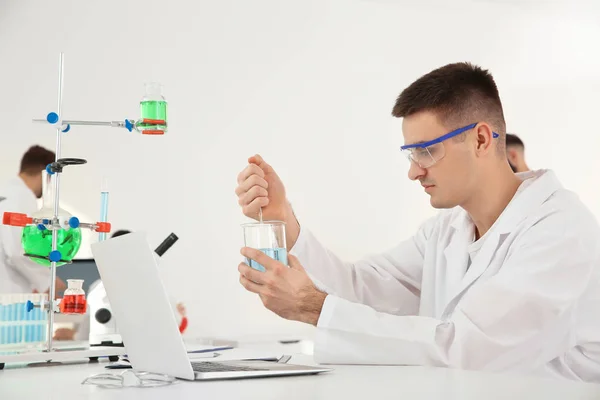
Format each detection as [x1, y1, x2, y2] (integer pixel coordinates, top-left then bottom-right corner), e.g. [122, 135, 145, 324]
[21, 170, 82, 266]
[59, 279, 87, 314]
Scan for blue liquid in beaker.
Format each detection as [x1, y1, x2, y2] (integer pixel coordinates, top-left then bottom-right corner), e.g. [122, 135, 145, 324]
[246, 248, 288, 272]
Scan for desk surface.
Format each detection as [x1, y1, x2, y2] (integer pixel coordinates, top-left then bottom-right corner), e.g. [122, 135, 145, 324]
[1, 354, 600, 400]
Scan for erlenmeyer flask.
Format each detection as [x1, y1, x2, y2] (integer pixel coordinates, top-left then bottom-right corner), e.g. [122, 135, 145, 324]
[21, 170, 82, 266]
[60, 279, 87, 314]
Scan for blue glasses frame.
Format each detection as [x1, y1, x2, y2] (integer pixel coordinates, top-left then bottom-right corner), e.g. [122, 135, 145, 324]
[400, 123, 499, 151]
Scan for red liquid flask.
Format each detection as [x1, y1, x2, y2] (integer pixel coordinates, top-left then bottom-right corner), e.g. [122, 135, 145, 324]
[60, 279, 87, 314]
[60, 294, 87, 314]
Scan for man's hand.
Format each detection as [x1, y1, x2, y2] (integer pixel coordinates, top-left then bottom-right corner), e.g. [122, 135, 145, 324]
[238, 248, 327, 326]
[235, 155, 300, 249]
[236, 155, 288, 221]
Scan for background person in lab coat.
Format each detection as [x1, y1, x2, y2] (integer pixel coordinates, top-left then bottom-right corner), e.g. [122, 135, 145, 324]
[235, 62, 600, 382]
[506, 133, 530, 173]
[0, 145, 66, 295]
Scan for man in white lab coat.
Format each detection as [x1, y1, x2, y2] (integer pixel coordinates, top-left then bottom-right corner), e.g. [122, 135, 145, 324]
[234, 62, 600, 382]
[0, 145, 66, 294]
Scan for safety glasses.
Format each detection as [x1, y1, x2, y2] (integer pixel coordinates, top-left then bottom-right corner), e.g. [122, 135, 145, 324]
[400, 123, 499, 168]
[81, 370, 176, 389]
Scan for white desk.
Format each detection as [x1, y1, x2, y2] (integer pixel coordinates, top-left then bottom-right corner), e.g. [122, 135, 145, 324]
[1, 353, 600, 400]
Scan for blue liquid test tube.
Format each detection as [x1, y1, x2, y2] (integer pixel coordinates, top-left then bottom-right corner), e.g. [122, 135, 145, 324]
[39, 299, 45, 343]
[42, 304, 47, 342]
[35, 307, 41, 343]
[16, 300, 22, 344]
[9, 302, 15, 344]
[2, 301, 8, 345]
[99, 178, 109, 241]
[31, 298, 38, 343]
[0, 302, 5, 345]
[28, 295, 36, 344]
[25, 297, 31, 343]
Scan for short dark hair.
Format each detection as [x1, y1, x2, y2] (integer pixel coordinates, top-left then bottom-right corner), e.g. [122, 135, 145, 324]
[20, 145, 55, 175]
[506, 133, 524, 149]
[392, 62, 506, 152]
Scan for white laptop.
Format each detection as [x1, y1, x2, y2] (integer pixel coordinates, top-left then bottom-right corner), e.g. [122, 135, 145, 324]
[90, 232, 331, 381]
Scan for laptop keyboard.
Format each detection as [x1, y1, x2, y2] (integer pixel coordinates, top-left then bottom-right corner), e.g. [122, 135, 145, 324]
[191, 361, 269, 373]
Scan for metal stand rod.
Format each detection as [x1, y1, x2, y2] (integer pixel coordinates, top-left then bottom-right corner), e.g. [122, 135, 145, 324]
[46, 52, 65, 352]
[78, 222, 99, 230]
[32, 119, 129, 128]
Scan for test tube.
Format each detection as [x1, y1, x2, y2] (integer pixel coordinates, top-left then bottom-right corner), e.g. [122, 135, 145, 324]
[41, 298, 48, 343]
[99, 178, 109, 241]
[34, 304, 39, 343]
[35, 297, 42, 343]
[25, 295, 31, 343]
[16, 295, 23, 345]
[2, 300, 8, 345]
[30, 294, 37, 343]
[30, 294, 38, 343]
[9, 299, 15, 344]
[0, 298, 5, 345]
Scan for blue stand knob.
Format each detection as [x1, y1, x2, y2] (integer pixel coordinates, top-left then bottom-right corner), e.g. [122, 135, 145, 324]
[49, 250, 62, 263]
[62, 123, 71, 133]
[125, 119, 134, 132]
[69, 216, 80, 228]
[46, 112, 59, 124]
[37, 224, 46, 231]
[26, 300, 34, 312]
[46, 164, 55, 175]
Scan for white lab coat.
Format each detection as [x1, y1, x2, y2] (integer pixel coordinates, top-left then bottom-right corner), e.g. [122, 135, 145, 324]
[291, 169, 600, 382]
[0, 177, 50, 293]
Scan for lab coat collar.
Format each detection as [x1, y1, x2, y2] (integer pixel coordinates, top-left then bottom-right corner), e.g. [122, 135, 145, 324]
[449, 169, 562, 235]
[441, 169, 563, 316]
[489, 169, 562, 234]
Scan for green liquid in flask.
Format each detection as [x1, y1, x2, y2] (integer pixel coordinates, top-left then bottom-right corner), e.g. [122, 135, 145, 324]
[139, 100, 167, 128]
[21, 226, 83, 267]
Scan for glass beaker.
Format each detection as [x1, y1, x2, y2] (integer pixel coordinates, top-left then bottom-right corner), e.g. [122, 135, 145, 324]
[138, 82, 168, 133]
[241, 221, 287, 272]
[59, 279, 87, 314]
[21, 170, 82, 266]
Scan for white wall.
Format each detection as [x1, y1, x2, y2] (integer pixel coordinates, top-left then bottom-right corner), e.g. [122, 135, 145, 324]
[1, 0, 599, 339]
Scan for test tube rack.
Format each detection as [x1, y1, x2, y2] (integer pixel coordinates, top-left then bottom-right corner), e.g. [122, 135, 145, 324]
[0, 52, 162, 369]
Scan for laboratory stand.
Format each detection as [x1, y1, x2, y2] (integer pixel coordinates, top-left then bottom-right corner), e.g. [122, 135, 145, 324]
[0, 52, 167, 369]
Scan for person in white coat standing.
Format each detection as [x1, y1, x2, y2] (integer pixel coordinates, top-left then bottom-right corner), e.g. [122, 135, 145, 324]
[234, 62, 600, 382]
[0, 145, 66, 295]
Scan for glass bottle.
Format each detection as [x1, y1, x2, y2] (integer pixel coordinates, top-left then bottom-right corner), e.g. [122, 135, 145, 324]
[137, 82, 168, 133]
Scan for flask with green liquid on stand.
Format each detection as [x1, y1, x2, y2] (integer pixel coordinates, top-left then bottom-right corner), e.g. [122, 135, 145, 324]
[21, 170, 82, 266]
[136, 82, 168, 134]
